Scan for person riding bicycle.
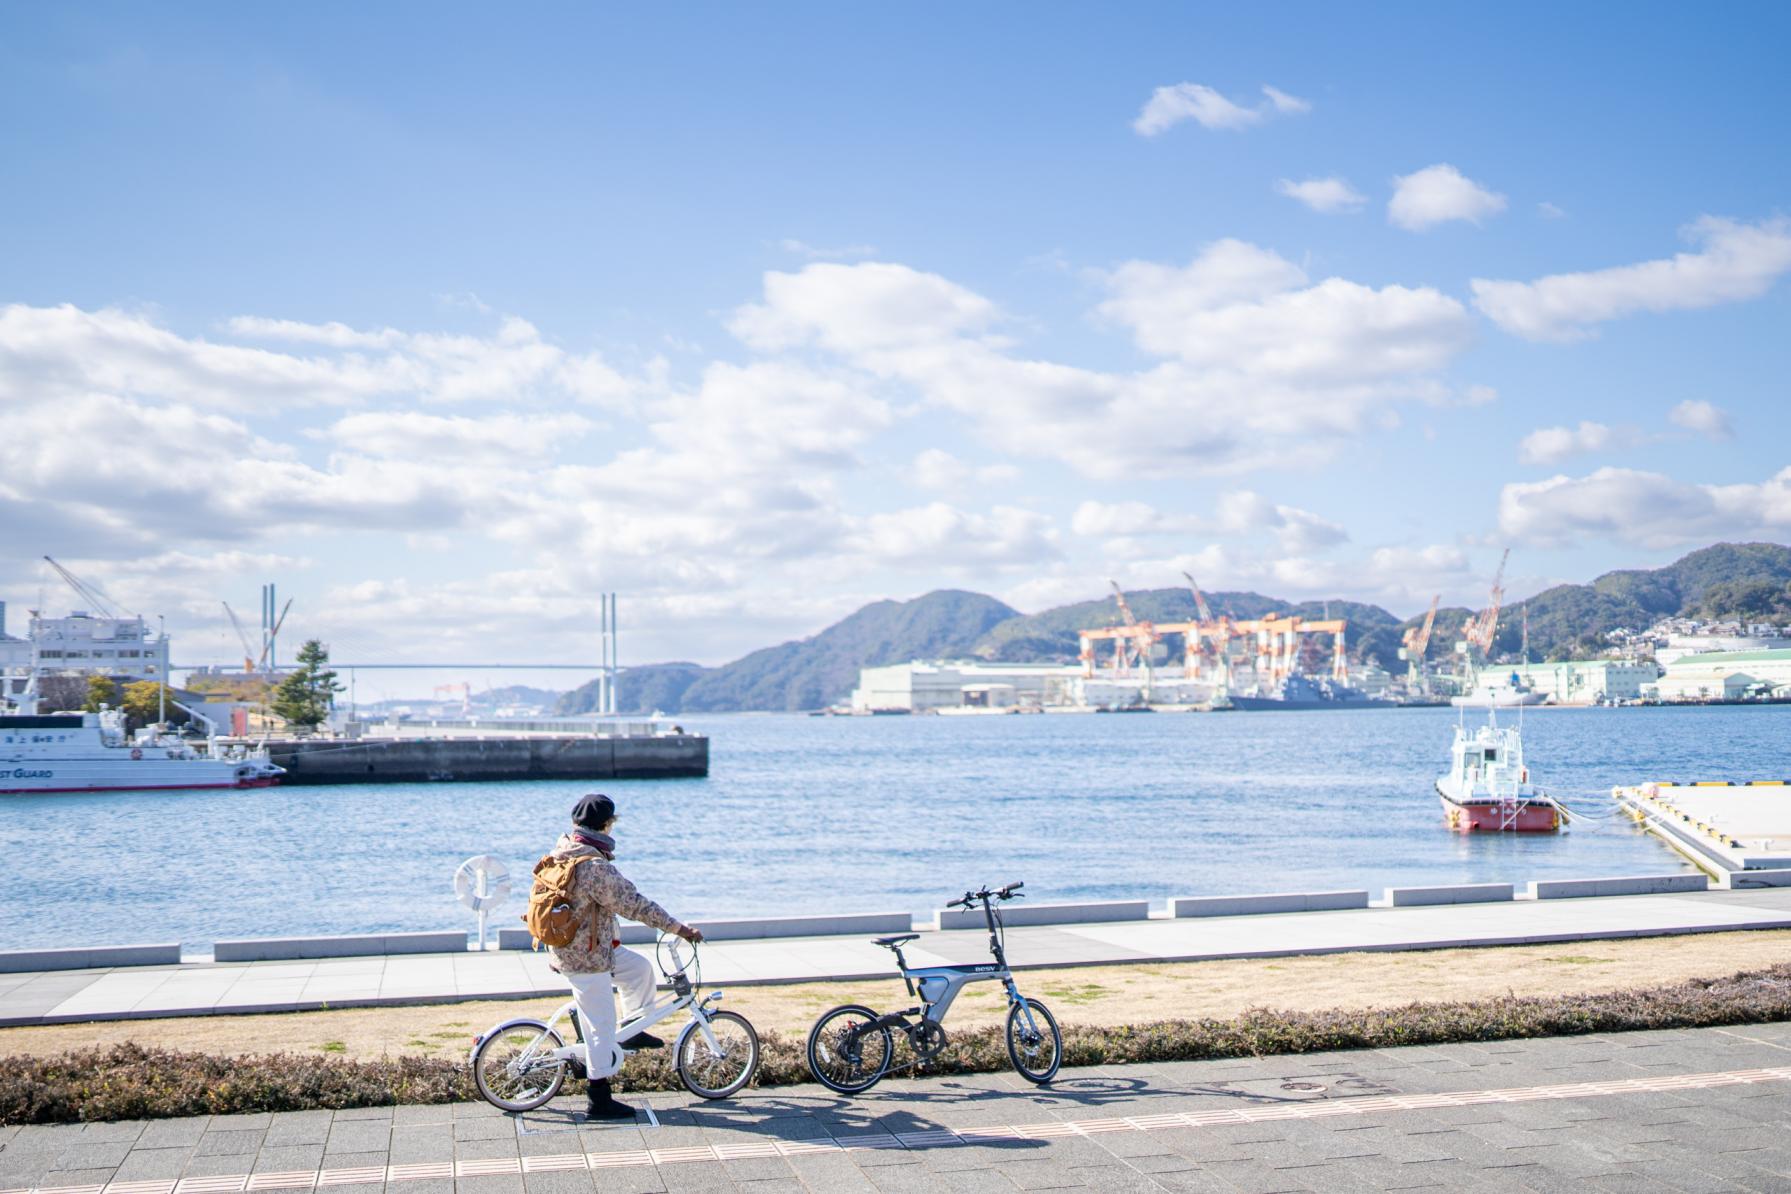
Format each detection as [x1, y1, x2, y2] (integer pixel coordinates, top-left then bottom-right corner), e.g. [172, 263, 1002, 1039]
[548, 793, 703, 1121]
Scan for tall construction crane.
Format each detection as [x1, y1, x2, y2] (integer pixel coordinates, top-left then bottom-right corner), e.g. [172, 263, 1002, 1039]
[222, 602, 258, 673]
[1401, 594, 1441, 692]
[1464, 549, 1510, 656]
[252, 598, 293, 674]
[1104, 580, 1158, 687]
[1180, 572, 1215, 624]
[42, 556, 129, 619]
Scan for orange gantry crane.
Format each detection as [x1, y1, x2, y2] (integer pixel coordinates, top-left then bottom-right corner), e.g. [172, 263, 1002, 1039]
[1462, 549, 1509, 657]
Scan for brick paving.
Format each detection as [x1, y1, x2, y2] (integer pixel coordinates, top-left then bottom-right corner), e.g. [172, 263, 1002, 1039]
[12, 1023, 1791, 1191]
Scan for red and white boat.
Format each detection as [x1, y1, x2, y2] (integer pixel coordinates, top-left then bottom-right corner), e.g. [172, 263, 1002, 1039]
[1435, 712, 1562, 832]
[0, 710, 282, 794]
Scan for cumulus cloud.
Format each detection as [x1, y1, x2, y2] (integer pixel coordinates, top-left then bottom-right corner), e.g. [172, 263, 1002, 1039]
[1070, 493, 1346, 554]
[850, 503, 1059, 567]
[319, 411, 597, 460]
[1498, 466, 1791, 549]
[1275, 176, 1366, 214]
[1669, 399, 1733, 439]
[909, 449, 1020, 491]
[1132, 82, 1309, 135]
[1387, 164, 1507, 231]
[1471, 216, 1791, 341]
[1516, 420, 1643, 465]
[778, 238, 878, 261]
[734, 246, 1475, 480]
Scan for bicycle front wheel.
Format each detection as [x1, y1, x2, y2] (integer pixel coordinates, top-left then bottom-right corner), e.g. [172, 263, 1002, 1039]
[473, 1020, 567, 1111]
[1005, 998, 1061, 1084]
[806, 1004, 893, 1095]
[676, 1011, 761, 1099]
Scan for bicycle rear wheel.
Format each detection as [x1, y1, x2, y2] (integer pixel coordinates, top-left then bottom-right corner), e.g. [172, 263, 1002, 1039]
[676, 1011, 761, 1099]
[473, 1020, 567, 1111]
[1005, 998, 1061, 1084]
[806, 1004, 893, 1095]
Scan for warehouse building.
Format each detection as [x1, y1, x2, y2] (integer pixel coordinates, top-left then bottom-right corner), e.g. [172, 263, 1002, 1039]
[851, 660, 1084, 712]
[1483, 660, 1658, 704]
[1655, 649, 1791, 702]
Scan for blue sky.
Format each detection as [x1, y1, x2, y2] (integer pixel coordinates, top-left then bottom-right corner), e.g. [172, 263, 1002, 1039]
[2, 3, 1787, 693]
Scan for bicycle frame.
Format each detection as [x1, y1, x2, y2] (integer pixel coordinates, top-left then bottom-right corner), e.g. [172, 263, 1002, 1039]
[862, 893, 1043, 1040]
[477, 973, 730, 1080]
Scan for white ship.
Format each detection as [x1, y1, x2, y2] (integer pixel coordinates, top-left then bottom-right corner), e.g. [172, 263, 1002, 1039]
[1435, 712, 1562, 832]
[1452, 668, 1548, 708]
[0, 710, 282, 795]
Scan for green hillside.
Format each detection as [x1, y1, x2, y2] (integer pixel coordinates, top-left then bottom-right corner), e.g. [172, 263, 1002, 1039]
[556, 590, 1018, 715]
[557, 542, 1791, 713]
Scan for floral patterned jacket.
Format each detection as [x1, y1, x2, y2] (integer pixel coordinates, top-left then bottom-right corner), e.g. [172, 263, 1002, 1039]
[544, 832, 688, 975]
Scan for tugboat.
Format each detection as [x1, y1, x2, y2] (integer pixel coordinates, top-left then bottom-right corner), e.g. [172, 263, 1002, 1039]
[1435, 710, 1562, 832]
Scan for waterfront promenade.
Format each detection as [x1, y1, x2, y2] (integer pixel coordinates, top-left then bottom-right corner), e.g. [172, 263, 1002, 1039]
[10, 886, 1791, 1027]
[9, 1022, 1791, 1192]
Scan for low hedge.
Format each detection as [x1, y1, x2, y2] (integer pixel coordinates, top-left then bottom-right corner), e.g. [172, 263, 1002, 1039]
[7, 963, 1791, 1124]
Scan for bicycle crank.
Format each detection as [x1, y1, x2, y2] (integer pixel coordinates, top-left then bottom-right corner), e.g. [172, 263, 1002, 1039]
[906, 1019, 949, 1061]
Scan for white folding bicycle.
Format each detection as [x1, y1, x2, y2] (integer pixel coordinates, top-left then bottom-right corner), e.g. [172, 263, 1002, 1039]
[470, 935, 760, 1109]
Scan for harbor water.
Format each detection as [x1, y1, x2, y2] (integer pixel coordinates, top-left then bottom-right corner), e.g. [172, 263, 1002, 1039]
[4, 704, 1789, 952]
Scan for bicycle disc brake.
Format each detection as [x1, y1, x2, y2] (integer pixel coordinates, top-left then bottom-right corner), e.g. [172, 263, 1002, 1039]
[907, 1019, 949, 1061]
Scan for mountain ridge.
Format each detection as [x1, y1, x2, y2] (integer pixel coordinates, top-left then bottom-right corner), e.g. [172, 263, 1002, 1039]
[556, 541, 1791, 714]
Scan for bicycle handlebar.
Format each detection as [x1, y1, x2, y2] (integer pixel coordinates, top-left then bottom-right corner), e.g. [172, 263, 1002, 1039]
[947, 881, 1025, 909]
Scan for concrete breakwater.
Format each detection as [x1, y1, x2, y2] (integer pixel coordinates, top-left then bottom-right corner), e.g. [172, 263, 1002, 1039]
[261, 732, 707, 784]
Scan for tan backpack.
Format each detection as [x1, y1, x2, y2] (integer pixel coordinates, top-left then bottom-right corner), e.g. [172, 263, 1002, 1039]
[523, 854, 595, 949]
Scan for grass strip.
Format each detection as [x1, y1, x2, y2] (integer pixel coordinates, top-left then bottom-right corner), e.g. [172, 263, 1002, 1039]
[7, 962, 1791, 1124]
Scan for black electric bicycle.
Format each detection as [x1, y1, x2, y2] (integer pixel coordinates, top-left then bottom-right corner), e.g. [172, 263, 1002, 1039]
[805, 882, 1062, 1093]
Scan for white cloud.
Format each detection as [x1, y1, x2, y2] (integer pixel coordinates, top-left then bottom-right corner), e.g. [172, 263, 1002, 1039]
[1070, 493, 1346, 554]
[319, 411, 597, 460]
[778, 238, 878, 261]
[1537, 201, 1567, 220]
[1387, 164, 1507, 231]
[733, 247, 1474, 480]
[1471, 216, 1791, 341]
[850, 503, 1059, 567]
[909, 449, 1020, 492]
[1132, 83, 1309, 135]
[1516, 420, 1641, 465]
[1669, 399, 1733, 439]
[1498, 466, 1791, 549]
[1275, 176, 1366, 214]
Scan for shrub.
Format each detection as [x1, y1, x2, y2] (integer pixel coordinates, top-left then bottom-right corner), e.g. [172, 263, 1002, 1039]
[9, 963, 1791, 1124]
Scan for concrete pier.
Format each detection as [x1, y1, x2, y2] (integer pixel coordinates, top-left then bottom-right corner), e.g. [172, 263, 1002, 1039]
[261, 732, 707, 784]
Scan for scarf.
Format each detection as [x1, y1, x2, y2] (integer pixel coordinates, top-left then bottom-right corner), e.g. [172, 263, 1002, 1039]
[572, 829, 615, 858]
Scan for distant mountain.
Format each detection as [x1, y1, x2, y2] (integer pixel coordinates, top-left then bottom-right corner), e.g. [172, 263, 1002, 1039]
[556, 542, 1791, 713]
[555, 590, 1019, 714]
[1492, 542, 1791, 660]
[557, 662, 706, 717]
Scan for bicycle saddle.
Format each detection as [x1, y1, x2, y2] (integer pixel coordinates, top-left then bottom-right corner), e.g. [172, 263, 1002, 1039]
[873, 934, 919, 948]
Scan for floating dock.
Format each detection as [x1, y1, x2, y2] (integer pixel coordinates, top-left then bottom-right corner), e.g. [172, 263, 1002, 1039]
[248, 730, 707, 784]
[1615, 781, 1791, 878]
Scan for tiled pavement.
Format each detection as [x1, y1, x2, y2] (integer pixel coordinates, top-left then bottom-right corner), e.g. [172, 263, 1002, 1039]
[10, 887, 1791, 1027]
[13, 1023, 1791, 1192]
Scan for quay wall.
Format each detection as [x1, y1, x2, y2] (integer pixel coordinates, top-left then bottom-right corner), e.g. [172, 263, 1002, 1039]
[264, 733, 707, 784]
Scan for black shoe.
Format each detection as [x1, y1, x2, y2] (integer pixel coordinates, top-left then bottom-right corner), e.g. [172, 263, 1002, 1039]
[619, 1031, 665, 1050]
[584, 1078, 636, 1121]
[566, 1057, 587, 1081]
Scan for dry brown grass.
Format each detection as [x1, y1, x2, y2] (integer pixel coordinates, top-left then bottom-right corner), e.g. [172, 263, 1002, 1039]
[5, 928, 1791, 1063]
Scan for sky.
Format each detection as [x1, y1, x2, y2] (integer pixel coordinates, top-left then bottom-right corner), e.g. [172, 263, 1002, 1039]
[2, 3, 1788, 697]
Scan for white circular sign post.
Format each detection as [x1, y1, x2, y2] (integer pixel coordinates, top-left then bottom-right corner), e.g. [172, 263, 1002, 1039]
[454, 855, 512, 951]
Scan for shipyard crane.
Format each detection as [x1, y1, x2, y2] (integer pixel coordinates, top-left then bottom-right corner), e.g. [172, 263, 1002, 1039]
[252, 598, 293, 674]
[1401, 594, 1441, 690]
[1180, 571, 1215, 624]
[42, 556, 129, 619]
[1470, 549, 1510, 655]
[222, 602, 258, 673]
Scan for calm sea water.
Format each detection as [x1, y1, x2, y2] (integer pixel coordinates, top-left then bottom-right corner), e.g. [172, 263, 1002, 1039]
[4, 705, 1789, 952]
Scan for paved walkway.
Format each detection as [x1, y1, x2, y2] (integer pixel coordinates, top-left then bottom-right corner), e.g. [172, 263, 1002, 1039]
[9, 887, 1791, 1027]
[11, 1022, 1791, 1192]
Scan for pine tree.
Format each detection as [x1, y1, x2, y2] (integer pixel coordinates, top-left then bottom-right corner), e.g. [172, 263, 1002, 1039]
[271, 639, 344, 729]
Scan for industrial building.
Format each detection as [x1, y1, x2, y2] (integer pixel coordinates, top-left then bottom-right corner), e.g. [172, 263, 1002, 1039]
[1655, 649, 1791, 701]
[1477, 660, 1659, 704]
[851, 661, 1084, 713]
[0, 605, 172, 705]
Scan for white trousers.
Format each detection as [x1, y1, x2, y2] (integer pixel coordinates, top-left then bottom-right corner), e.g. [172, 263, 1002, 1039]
[565, 947, 656, 1080]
